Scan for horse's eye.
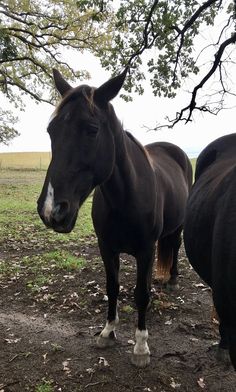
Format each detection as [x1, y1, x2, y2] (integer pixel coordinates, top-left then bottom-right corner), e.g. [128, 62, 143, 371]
[87, 124, 98, 137]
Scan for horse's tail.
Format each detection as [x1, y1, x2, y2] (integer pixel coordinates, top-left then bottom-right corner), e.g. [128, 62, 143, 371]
[155, 239, 173, 282]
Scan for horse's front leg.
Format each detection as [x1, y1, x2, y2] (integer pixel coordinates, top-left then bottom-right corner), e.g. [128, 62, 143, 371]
[132, 247, 155, 367]
[97, 249, 120, 348]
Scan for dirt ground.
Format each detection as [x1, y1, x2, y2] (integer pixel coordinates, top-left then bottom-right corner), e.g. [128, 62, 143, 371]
[0, 241, 236, 392]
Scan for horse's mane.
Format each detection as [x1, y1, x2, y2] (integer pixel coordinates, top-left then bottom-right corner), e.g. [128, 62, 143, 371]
[125, 131, 153, 169]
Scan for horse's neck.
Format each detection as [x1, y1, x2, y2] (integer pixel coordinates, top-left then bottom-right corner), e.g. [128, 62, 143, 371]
[100, 123, 152, 208]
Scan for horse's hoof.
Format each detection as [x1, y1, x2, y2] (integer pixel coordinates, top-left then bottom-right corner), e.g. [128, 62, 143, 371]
[131, 353, 150, 368]
[96, 332, 117, 348]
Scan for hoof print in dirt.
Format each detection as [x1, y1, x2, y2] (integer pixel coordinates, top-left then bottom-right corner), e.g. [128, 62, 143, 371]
[131, 353, 150, 368]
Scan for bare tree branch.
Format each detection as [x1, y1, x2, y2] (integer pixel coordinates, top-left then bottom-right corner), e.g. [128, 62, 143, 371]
[169, 32, 236, 127]
[127, 0, 160, 66]
[172, 0, 222, 84]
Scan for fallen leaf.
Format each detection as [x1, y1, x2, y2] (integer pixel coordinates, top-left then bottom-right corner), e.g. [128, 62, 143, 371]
[62, 359, 72, 374]
[42, 353, 48, 362]
[86, 368, 95, 374]
[87, 280, 96, 286]
[4, 338, 21, 344]
[197, 377, 206, 389]
[128, 339, 135, 345]
[190, 337, 199, 342]
[98, 357, 110, 367]
[170, 378, 181, 389]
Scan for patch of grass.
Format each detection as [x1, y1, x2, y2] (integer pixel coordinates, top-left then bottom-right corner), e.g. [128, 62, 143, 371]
[22, 251, 86, 292]
[22, 250, 86, 271]
[121, 305, 135, 314]
[0, 170, 95, 254]
[26, 275, 52, 293]
[0, 260, 20, 276]
[35, 379, 53, 392]
[190, 158, 196, 175]
[0, 249, 87, 292]
[43, 250, 86, 271]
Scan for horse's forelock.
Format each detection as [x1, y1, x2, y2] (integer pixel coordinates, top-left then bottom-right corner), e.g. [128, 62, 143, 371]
[52, 85, 96, 120]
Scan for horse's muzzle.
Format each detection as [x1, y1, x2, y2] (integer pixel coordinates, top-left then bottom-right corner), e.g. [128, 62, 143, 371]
[37, 200, 78, 233]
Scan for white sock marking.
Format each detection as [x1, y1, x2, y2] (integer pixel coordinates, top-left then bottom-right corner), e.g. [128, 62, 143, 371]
[100, 314, 119, 338]
[134, 329, 150, 356]
[43, 182, 54, 222]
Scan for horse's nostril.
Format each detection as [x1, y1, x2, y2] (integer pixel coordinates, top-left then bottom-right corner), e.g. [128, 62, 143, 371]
[52, 201, 70, 223]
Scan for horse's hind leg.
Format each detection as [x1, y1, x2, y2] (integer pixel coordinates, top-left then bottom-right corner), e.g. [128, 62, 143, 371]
[97, 248, 120, 348]
[132, 246, 155, 368]
[168, 226, 182, 287]
[215, 322, 231, 366]
[156, 226, 182, 288]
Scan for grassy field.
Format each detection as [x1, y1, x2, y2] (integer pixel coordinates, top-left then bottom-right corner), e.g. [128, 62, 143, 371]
[0, 151, 196, 172]
[0, 168, 95, 293]
[0, 152, 51, 170]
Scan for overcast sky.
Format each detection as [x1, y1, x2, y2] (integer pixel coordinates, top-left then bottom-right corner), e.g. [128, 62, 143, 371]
[0, 51, 235, 158]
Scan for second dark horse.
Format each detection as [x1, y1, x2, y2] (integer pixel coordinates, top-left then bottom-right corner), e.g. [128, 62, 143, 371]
[37, 68, 192, 367]
[184, 133, 236, 370]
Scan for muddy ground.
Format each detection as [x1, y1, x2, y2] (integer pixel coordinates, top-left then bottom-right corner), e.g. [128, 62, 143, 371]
[1, 239, 236, 392]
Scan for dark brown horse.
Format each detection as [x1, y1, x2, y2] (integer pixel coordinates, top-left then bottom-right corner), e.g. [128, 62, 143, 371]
[184, 133, 236, 370]
[37, 68, 192, 367]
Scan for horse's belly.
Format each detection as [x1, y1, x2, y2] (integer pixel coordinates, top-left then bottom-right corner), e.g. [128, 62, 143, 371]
[161, 191, 188, 237]
[93, 206, 157, 255]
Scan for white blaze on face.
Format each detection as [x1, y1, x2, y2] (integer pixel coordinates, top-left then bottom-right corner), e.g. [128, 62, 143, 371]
[43, 182, 55, 222]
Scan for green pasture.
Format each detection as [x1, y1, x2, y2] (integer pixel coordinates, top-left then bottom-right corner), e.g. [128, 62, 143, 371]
[0, 166, 95, 293]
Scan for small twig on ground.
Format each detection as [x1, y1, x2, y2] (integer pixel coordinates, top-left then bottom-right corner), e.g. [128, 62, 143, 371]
[84, 381, 110, 389]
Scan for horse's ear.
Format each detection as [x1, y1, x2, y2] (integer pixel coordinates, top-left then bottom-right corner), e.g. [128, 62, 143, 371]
[52, 69, 72, 97]
[94, 67, 128, 105]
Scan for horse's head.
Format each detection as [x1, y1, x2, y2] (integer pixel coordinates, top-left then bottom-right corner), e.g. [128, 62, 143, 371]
[37, 68, 128, 233]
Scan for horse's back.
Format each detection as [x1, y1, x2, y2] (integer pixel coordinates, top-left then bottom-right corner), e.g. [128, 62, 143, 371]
[195, 133, 236, 180]
[145, 142, 192, 188]
[146, 141, 192, 236]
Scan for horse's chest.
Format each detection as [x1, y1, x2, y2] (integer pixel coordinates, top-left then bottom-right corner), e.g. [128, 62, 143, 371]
[99, 210, 155, 254]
